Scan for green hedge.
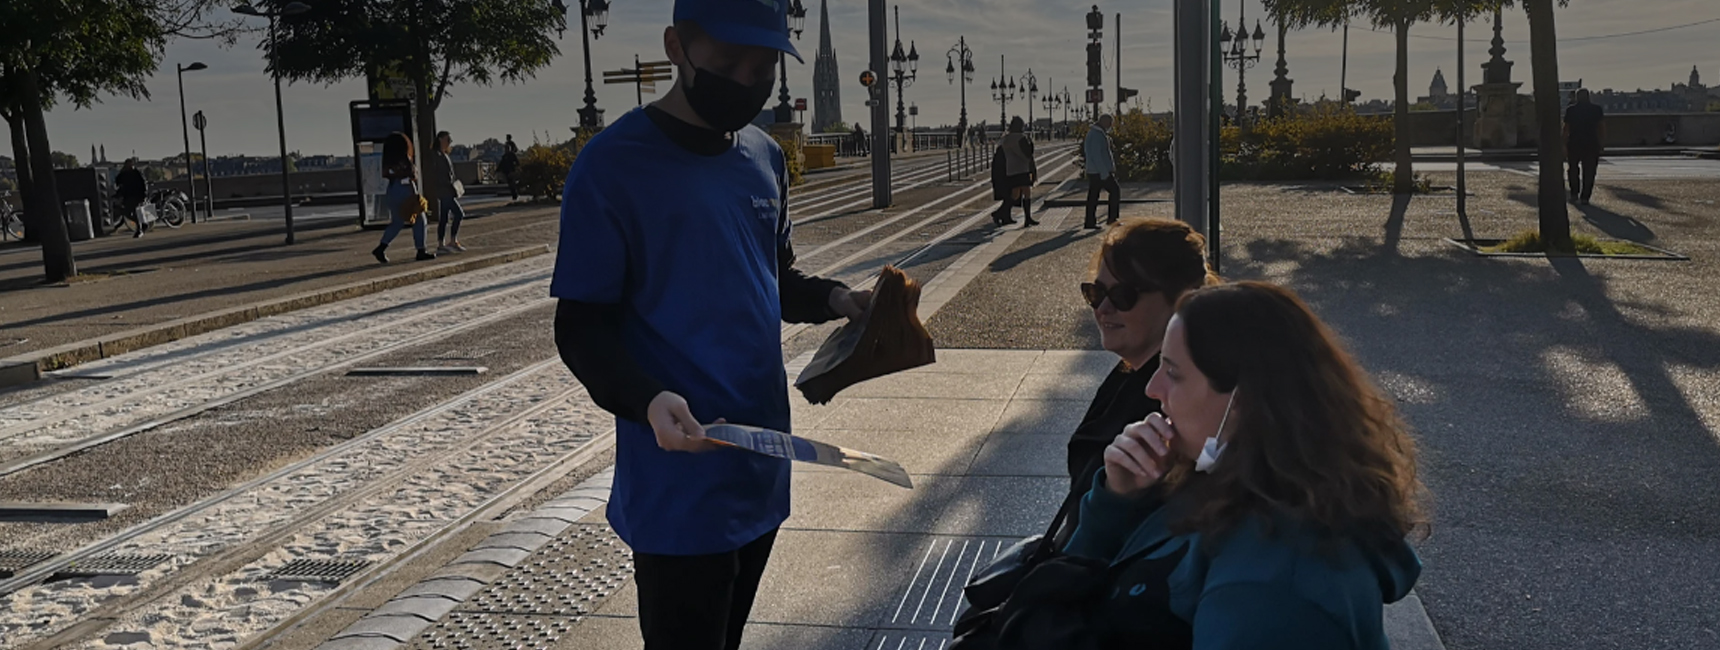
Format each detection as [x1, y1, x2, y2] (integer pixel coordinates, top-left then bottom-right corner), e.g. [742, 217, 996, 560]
[1095, 105, 1392, 182]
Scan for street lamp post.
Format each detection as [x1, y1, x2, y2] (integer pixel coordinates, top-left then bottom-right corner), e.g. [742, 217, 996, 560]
[888, 6, 918, 137]
[946, 36, 975, 144]
[775, 0, 808, 123]
[990, 55, 1014, 126]
[1061, 87, 1072, 138]
[554, 0, 612, 130]
[233, 2, 310, 245]
[1219, 0, 1265, 129]
[1021, 69, 1037, 138]
[176, 62, 207, 223]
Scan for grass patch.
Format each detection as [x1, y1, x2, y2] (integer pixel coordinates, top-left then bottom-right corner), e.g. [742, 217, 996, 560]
[1483, 230, 1658, 256]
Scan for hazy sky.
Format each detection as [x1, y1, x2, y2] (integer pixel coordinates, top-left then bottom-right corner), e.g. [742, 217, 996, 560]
[10, 0, 1718, 160]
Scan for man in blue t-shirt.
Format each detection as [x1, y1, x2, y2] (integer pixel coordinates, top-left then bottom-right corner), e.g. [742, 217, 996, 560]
[550, 1, 870, 648]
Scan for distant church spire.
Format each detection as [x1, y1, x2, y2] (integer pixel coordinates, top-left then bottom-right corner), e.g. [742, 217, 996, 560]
[1692, 65, 1702, 89]
[1430, 69, 1449, 99]
[812, 0, 843, 133]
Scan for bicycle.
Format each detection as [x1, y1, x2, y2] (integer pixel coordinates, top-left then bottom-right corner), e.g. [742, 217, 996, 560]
[104, 186, 185, 236]
[1, 192, 23, 241]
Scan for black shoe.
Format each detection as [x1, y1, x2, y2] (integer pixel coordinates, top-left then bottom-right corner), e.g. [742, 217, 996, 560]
[416, 249, 437, 261]
[1023, 218, 1040, 228]
[133, 228, 144, 239]
[373, 245, 389, 264]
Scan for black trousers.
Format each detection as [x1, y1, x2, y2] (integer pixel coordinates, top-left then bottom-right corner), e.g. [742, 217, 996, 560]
[633, 529, 778, 650]
[1568, 147, 1600, 201]
[1085, 174, 1121, 227]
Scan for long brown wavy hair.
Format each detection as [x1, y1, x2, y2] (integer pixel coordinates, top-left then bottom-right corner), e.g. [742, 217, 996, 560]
[1166, 282, 1427, 548]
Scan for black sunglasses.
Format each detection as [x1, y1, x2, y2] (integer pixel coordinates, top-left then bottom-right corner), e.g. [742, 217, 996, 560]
[1080, 280, 1150, 311]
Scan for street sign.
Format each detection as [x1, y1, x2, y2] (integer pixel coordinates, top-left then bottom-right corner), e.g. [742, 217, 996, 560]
[865, 99, 880, 107]
[193, 111, 207, 131]
[795, 98, 807, 111]
[909, 105, 918, 116]
[860, 70, 876, 87]
[1087, 88, 1104, 104]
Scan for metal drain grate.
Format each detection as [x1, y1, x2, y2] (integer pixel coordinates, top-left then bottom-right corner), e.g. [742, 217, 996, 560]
[50, 553, 172, 579]
[267, 558, 373, 584]
[411, 524, 634, 649]
[0, 550, 57, 578]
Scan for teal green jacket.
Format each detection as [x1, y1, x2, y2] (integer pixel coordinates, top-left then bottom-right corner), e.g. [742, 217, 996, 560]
[1063, 470, 1421, 650]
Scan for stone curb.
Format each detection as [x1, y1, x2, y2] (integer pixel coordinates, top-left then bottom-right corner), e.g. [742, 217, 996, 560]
[318, 468, 615, 650]
[0, 245, 549, 388]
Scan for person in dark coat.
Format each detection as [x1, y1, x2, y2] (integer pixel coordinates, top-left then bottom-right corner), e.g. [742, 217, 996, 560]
[1563, 88, 1605, 206]
[499, 136, 521, 201]
[1057, 218, 1219, 542]
[991, 116, 1037, 227]
[114, 158, 149, 238]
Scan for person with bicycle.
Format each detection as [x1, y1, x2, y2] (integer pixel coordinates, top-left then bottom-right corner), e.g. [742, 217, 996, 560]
[116, 159, 149, 238]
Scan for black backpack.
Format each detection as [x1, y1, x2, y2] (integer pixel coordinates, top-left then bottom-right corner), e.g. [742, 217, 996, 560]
[951, 488, 1117, 650]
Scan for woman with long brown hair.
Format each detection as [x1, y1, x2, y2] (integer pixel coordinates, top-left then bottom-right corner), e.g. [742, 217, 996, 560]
[1063, 281, 1426, 649]
[372, 131, 434, 263]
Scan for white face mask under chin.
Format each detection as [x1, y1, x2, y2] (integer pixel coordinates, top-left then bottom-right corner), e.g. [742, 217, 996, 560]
[1194, 389, 1238, 473]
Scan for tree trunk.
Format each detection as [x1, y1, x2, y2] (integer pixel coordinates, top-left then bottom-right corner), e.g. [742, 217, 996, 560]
[1392, 19, 1414, 194]
[1525, 0, 1572, 251]
[20, 72, 75, 282]
[6, 110, 37, 242]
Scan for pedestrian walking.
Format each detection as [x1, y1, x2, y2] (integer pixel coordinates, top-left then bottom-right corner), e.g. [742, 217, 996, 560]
[499, 136, 522, 201]
[1083, 114, 1122, 229]
[1564, 88, 1605, 206]
[990, 116, 1037, 227]
[114, 158, 149, 238]
[426, 131, 467, 253]
[371, 132, 433, 264]
[983, 281, 1426, 648]
[852, 122, 868, 157]
[1055, 219, 1219, 542]
[550, 2, 872, 649]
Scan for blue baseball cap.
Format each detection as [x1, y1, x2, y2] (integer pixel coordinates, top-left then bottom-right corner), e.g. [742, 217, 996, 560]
[674, 0, 803, 63]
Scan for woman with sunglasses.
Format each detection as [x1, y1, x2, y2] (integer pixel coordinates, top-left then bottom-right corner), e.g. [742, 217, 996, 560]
[1061, 282, 1425, 649]
[1059, 219, 1219, 539]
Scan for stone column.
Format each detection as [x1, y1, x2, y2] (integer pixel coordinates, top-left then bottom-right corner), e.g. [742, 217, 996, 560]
[1471, 9, 1523, 149]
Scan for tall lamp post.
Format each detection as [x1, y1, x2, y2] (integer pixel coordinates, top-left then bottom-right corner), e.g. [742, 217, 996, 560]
[234, 2, 310, 245]
[1060, 87, 1072, 138]
[1040, 80, 1060, 138]
[946, 36, 975, 144]
[887, 6, 918, 136]
[554, 0, 612, 131]
[990, 56, 1014, 126]
[176, 62, 207, 222]
[1021, 69, 1038, 137]
[774, 0, 808, 123]
[1219, 0, 1266, 129]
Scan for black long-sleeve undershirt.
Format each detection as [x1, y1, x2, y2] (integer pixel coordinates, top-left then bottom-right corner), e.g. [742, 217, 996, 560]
[555, 106, 848, 423]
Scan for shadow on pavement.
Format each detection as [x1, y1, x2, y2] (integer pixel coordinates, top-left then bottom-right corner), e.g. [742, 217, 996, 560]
[2, 263, 379, 329]
[1222, 236, 1720, 650]
[1574, 203, 1657, 243]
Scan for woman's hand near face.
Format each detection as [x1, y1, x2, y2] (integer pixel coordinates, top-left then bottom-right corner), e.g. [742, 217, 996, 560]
[1103, 413, 1177, 497]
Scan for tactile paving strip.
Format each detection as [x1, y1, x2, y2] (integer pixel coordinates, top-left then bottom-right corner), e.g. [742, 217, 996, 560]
[410, 524, 635, 649]
[267, 558, 372, 584]
[0, 549, 57, 578]
[49, 553, 173, 580]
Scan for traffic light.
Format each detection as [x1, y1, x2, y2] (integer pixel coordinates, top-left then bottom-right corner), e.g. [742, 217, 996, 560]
[1086, 42, 1103, 88]
[1119, 87, 1139, 103]
[1344, 87, 1362, 103]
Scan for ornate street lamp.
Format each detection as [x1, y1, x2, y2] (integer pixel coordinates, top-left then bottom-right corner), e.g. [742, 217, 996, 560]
[946, 36, 976, 143]
[232, 1, 311, 244]
[1219, 0, 1266, 129]
[553, 0, 614, 130]
[774, 0, 808, 123]
[991, 55, 1015, 126]
[888, 6, 918, 135]
[1021, 69, 1038, 137]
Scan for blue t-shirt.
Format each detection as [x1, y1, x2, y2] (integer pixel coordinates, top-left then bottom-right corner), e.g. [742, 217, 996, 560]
[550, 108, 794, 556]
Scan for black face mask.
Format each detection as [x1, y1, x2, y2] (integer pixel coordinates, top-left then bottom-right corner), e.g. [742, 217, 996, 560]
[683, 65, 775, 133]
